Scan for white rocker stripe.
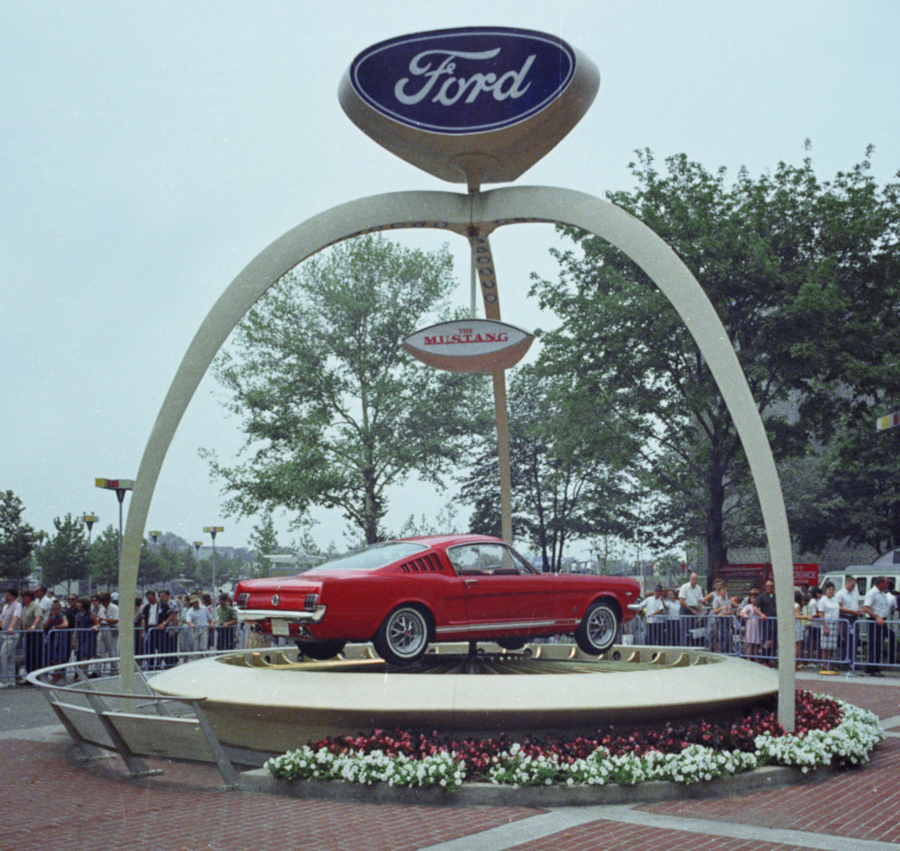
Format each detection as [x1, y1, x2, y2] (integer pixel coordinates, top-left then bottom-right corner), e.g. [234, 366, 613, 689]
[435, 619, 578, 635]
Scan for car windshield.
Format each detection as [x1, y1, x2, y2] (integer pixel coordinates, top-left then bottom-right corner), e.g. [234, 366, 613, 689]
[307, 541, 428, 572]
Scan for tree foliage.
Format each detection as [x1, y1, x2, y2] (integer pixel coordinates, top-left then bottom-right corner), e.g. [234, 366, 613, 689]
[89, 524, 120, 590]
[532, 147, 900, 574]
[0, 489, 37, 583]
[36, 513, 89, 590]
[248, 512, 280, 578]
[797, 422, 900, 557]
[458, 366, 635, 571]
[139, 539, 178, 589]
[204, 234, 489, 544]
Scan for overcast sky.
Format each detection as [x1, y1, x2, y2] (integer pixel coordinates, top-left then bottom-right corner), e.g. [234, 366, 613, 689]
[2, 1, 898, 557]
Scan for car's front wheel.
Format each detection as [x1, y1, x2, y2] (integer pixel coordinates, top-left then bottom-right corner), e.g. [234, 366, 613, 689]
[574, 601, 619, 655]
[297, 640, 346, 660]
[373, 605, 430, 665]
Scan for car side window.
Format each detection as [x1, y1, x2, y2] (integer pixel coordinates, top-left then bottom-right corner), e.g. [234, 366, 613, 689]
[449, 544, 536, 576]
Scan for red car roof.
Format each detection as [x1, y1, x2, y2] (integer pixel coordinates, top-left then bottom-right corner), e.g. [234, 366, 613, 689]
[399, 534, 504, 548]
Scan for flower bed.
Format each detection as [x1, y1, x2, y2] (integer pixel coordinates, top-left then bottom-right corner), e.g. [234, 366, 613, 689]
[264, 691, 882, 792]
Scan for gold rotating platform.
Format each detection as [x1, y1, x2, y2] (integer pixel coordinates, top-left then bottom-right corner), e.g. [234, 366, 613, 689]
[150, 643, 778, 755]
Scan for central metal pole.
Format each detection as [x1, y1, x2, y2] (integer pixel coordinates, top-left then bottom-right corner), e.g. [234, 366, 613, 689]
[492, 370, 513, 544]
[468, 227, 513, 544]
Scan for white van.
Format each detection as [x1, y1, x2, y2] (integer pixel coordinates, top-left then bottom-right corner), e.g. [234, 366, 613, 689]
[818, 568, 900, 602]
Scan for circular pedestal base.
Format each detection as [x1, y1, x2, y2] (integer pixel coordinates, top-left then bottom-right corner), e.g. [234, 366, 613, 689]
[150, 643, 778, 754]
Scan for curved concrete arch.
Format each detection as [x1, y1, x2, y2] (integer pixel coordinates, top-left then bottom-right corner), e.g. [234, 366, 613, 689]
[120, 185, 795, 728]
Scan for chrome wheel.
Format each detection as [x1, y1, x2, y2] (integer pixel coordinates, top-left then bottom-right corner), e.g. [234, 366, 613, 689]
[574, 601, 618, 655]
[374, 606, 430, 664]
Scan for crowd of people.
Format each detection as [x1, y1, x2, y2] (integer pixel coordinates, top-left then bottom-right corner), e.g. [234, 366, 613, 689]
[0, 585, 243, 686]
[635, 572, 900, 676]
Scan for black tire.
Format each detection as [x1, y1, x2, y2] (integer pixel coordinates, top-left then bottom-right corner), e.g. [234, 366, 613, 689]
[373, 605, 430, 665]
[495, 638, 527, 651]
[574, 601, 619, 655]
[297, 640, 346, 660]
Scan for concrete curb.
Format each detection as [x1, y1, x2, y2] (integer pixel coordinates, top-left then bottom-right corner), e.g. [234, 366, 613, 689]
[238, 762, 841, 807]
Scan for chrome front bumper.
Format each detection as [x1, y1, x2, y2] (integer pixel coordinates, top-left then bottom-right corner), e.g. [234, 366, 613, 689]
[236, 605, 326, 624]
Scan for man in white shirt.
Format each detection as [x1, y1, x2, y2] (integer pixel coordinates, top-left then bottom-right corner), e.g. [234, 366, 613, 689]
[863, 576, 894, 676]
[644, 585, 667, 646]
[97, 591, 119, 676]
[185, 595, 213, 654]
[34, 585, 53, 616]
[835, 577, 861, 668]
[1, 589, 23, 687]
[678, 573, 704, 646]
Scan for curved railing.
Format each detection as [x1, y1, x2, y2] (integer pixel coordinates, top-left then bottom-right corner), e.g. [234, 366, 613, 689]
[25, 648, 281, 787]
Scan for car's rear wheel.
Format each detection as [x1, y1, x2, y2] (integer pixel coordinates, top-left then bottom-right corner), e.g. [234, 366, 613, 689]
[373, 605, 430, 665]
[574, 601, 619, 655]
[297, 640, 346, 660]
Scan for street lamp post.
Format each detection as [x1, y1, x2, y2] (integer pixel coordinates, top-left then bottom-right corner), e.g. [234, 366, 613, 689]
[95, 478, 134, 571]
[204, 526, 224, 594]
[82, 514, 98, 545]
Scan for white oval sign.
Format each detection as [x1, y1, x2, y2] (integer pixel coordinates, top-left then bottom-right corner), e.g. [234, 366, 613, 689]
[403, 319, 534, 373]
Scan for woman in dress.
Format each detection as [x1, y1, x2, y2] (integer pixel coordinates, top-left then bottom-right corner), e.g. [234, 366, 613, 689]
[739, 592, 764, 663]
[817, 581, 841, 672]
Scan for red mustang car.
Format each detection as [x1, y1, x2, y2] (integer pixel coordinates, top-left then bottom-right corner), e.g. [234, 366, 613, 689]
[234, 534, 640, 664]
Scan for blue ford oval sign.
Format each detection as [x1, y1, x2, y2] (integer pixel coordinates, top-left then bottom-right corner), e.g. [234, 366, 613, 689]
[350, 27, 576, 135]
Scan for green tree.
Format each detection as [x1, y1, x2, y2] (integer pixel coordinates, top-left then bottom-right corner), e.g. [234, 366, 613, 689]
[796, 417, 900, 556]
[174, 544, 200, 584]
[589, 534, 628, 574]
[89, 524, 120, 590]
[195, 551, 244, 590]
[203, 234, 488, 545]
[532, 147, 899, 577]
[36, 514, 89, 591]
[0, 490, 37, 583]
[139, 539, 169, 589]
[458, 367, 635, 571]
[248, 512, 280, 578]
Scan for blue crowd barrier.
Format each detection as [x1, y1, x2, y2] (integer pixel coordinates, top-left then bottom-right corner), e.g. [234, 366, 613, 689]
[0, 623, 293, 686]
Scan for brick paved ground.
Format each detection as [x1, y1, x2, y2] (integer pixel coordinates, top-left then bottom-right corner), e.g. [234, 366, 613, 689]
[506, 820, 824, 851]
[636, 677, 900, 847]
[3, 675, 899, 851]
[642, 737, 900, 845]
[0, 738, 538, 851]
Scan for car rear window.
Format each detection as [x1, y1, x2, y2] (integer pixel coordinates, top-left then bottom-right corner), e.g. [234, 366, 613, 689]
[307, 542, 428, 572]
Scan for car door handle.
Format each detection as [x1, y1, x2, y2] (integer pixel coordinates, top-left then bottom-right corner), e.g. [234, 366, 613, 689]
[465, 579, 478, 587]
